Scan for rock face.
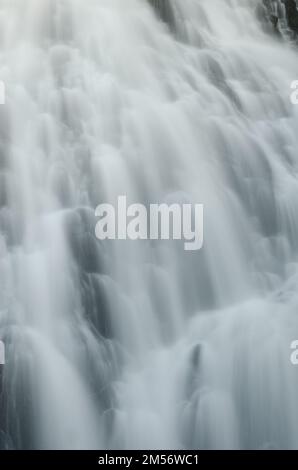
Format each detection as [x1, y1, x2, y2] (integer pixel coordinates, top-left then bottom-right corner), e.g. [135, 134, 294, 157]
[283, 0, 298, 33]
[260, 0, 298, 37]
[148, 0, 298, 41]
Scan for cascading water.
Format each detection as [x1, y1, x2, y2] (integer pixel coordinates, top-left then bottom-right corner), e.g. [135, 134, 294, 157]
[0, 0, 298, 450]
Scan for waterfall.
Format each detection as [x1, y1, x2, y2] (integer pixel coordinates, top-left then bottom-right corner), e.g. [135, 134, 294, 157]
[0, 0, 298, 450]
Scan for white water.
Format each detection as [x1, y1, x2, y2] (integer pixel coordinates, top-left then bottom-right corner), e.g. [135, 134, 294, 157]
[0, 0, 298, 450]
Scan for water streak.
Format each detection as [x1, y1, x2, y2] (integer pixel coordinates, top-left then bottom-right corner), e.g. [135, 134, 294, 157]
[0, 0, 298, 450]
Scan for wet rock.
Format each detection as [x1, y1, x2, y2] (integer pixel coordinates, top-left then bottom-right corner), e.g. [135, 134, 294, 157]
[282, 0, 298, 34]
[0, 335, 36, 449]
[259, 0, 298, 37]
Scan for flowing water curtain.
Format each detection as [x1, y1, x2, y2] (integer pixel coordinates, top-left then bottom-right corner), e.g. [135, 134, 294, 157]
[148, 0, 175, 27]
[0, 0, 298, 450]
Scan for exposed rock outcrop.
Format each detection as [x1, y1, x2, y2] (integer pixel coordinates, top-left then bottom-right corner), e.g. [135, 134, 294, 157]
[149, 0, 298, 43]
[259, 0, 298, 38]
[283, 0, 298, 33]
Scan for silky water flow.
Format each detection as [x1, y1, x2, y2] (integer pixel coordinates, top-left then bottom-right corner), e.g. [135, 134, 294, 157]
[0, 0, 298, 450]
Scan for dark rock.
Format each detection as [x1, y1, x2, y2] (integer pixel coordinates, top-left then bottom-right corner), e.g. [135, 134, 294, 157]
[0, 335, 36, 449]
[260, 0, 298, 37]
[282, 0, 298, 33]
[257, 0, 282, 35]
